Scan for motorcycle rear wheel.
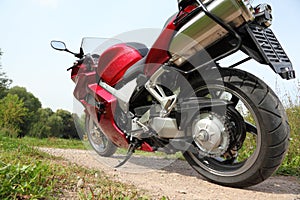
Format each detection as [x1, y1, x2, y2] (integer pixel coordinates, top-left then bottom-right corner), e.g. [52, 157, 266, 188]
[183, 68, 289, 187]
[85, 116, 117, 157]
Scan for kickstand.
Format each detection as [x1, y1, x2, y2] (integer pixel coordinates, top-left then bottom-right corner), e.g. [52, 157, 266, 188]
[115, 142, 139, 168]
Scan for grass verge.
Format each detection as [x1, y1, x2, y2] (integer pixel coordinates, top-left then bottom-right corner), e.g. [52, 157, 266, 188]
[276, 105, 300, 177]
[18, 136, 85, 150]
[0, 135, 150, 199]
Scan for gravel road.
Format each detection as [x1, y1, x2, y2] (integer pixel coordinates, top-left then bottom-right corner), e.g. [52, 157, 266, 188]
[39, 148, 300, 200]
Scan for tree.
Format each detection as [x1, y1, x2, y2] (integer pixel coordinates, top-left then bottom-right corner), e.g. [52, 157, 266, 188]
[8, 86, 41, 113]
[7, 86, 42, 137]
[56, 109, 78, 139]
[29, 108, 53, 138]
[0, 49, 12, 98]
[29, 108, 79, 139]
[47, 113, 64, 138]
[0, 94, 28, 137]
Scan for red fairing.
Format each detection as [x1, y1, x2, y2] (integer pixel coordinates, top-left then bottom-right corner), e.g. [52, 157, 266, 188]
[88, 83, 129, 148]
[71, 66, 81, 82]
[140, 142, 153, 152]
[86, 83, 154, 151]
[71, 63, 88, 82]
[97, 43, 143, 86]
[73, 71, 96, 100]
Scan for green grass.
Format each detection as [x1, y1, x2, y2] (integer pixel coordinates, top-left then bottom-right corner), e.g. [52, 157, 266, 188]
[276, 105, 300, 177]
[0, 135, 151, 199]
[275, 82, 300, 177]
[19, 136, 85, 149]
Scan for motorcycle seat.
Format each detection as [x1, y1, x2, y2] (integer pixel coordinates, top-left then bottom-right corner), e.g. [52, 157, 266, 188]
[126, 42, 148, 57]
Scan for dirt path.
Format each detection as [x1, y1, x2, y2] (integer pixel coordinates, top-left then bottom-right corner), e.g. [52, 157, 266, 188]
[39, 148, 300, 200]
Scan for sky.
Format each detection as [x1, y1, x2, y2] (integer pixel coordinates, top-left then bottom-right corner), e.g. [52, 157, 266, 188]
[0, 0, 299, 112]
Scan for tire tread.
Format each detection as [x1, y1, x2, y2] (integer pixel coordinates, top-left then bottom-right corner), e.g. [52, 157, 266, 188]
[183, 68, 289, 188]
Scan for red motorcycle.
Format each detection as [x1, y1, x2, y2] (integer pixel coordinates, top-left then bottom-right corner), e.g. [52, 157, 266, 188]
[51, 0, 295, 187]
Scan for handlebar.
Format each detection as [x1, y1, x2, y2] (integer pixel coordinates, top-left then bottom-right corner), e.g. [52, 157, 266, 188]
[67, 58, 84, 71]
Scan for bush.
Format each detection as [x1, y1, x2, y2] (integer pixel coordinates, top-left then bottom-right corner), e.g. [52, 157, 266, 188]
[0, 94, 28, 137]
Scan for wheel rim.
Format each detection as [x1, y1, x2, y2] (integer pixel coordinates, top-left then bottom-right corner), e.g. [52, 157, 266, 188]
[188, 84, 262, 177]
[87, 118, 109, 153]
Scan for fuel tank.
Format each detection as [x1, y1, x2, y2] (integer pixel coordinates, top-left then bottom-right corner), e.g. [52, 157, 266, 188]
[97, 42, 148, 86]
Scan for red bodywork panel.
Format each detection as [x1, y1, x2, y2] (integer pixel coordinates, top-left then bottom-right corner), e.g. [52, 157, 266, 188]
[87, 83, 129, 148]
[145, 5, 197, 76]
[73, 71, 96, 100]
[144, 17, 177, 76]
[87, 83, 154, 151]
[97, 43, 143, 86]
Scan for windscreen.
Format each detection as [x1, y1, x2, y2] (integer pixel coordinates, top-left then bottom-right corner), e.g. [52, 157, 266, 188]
[80, 37, 122, 55]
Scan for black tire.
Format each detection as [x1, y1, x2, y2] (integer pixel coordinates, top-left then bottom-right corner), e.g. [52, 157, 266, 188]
[183, 68, 290, 187]
[85, 116, 117, 157]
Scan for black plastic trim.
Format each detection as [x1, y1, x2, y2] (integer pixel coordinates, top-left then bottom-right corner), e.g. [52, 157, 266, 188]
[245, 25, 295, 80]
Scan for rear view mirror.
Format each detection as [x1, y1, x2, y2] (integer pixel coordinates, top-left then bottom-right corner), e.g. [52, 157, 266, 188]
[50, 40, 84, 58]
[51, 40, 67, 51]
